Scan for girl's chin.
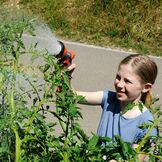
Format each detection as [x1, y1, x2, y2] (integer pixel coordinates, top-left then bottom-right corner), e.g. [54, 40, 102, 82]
[117, 96, 136, 104]
[116, 94, 129, 102]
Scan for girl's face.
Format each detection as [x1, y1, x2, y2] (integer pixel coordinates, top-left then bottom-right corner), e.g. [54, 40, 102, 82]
[114, 64, 146, 105]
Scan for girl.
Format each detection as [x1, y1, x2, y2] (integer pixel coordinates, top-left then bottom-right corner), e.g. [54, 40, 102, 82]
[69, 54, 158, 160]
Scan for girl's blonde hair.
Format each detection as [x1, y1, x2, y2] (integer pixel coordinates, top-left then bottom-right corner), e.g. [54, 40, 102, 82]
[119, 54, 158, 107]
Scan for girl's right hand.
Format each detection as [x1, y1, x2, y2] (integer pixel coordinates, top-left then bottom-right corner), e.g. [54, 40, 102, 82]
[68, 63, 76, 75]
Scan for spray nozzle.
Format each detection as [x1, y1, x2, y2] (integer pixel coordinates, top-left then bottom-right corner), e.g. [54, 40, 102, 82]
[55, 41, 76, 66]
[22, 32, 75, 66]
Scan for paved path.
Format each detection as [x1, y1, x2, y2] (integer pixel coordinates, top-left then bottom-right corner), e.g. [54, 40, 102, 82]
[22, 36, 162, 136]
[64, 41, 162, 135]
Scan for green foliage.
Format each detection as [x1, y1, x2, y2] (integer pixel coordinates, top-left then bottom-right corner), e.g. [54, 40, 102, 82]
[0, 14, 161, 162]
[19, 0, 70, 30]
[0, 0, 5, 4]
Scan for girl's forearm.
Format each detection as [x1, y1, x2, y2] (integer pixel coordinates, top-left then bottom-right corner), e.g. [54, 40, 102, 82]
[75, 91, 103, 105]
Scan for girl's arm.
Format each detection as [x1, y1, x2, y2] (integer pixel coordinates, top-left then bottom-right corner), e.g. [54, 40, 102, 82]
[68, 63, 103, 105]
[76, 91, 104, 105]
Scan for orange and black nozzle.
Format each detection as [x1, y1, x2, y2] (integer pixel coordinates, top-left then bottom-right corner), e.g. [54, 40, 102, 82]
[56, 41, 76, 66]
[55, 41, 75, 92]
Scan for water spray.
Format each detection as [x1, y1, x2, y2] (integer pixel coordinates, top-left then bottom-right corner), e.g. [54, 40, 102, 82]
[22, 23, 75, 66]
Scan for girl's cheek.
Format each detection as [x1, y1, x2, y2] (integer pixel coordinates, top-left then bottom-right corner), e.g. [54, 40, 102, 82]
[114, 78, 118, 84]
[114, 80, 118, 88]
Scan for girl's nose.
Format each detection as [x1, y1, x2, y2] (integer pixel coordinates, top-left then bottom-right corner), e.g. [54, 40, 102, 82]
[117, 80, 125, 88]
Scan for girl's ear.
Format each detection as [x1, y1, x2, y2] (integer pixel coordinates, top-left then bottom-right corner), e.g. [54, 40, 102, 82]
[142, 83, 152, 93]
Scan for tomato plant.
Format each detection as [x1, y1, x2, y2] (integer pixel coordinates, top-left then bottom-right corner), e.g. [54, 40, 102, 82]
[0, 15, 161, 162]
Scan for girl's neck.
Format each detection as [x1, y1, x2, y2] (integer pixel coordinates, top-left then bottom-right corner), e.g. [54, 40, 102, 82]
[120, 101, 139, 111]
[120, 96, 142, 111]
[120, 100, 147, 118]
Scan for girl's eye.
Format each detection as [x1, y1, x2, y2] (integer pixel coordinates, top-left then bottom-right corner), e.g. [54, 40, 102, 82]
[124, 79, 131, 84]
[116, 74, 121, 80]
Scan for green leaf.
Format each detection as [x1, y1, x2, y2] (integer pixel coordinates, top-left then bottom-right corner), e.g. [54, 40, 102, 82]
[115, 135, 135, 160]
[75, 124, 89, 142]
[138, 121, 153, 129]
[47, 122, 56, 128]
[151, 97, 159, 105]
[138, 101, 143, 112]
[76, 95, 86, 103]
[62, 71, 70, 88]
[122, 102, 135, 114]
[88, 135, 99, 149]
[69, 105, 77, 117]
[49, 111, 65, 122]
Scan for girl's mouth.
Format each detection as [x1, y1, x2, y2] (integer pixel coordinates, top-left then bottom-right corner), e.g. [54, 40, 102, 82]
[117, 91, 125, 97]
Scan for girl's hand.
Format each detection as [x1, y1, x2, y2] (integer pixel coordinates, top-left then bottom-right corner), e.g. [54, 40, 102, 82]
[68, 63, 76, 75]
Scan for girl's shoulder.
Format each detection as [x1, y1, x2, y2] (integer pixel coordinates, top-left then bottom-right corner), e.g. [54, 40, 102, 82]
[101, 90, 119, 112]
[102, 90, 117, 103]
[141, 108, 154, 120]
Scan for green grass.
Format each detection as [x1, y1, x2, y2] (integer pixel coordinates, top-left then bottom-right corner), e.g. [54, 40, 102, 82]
[4, 0, 162, 56]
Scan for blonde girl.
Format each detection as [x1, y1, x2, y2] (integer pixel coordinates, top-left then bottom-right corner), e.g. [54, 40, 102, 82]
[69, 54, 158, 161]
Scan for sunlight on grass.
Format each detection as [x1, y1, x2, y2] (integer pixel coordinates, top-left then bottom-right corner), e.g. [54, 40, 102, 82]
[2, 0, 162, 56]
